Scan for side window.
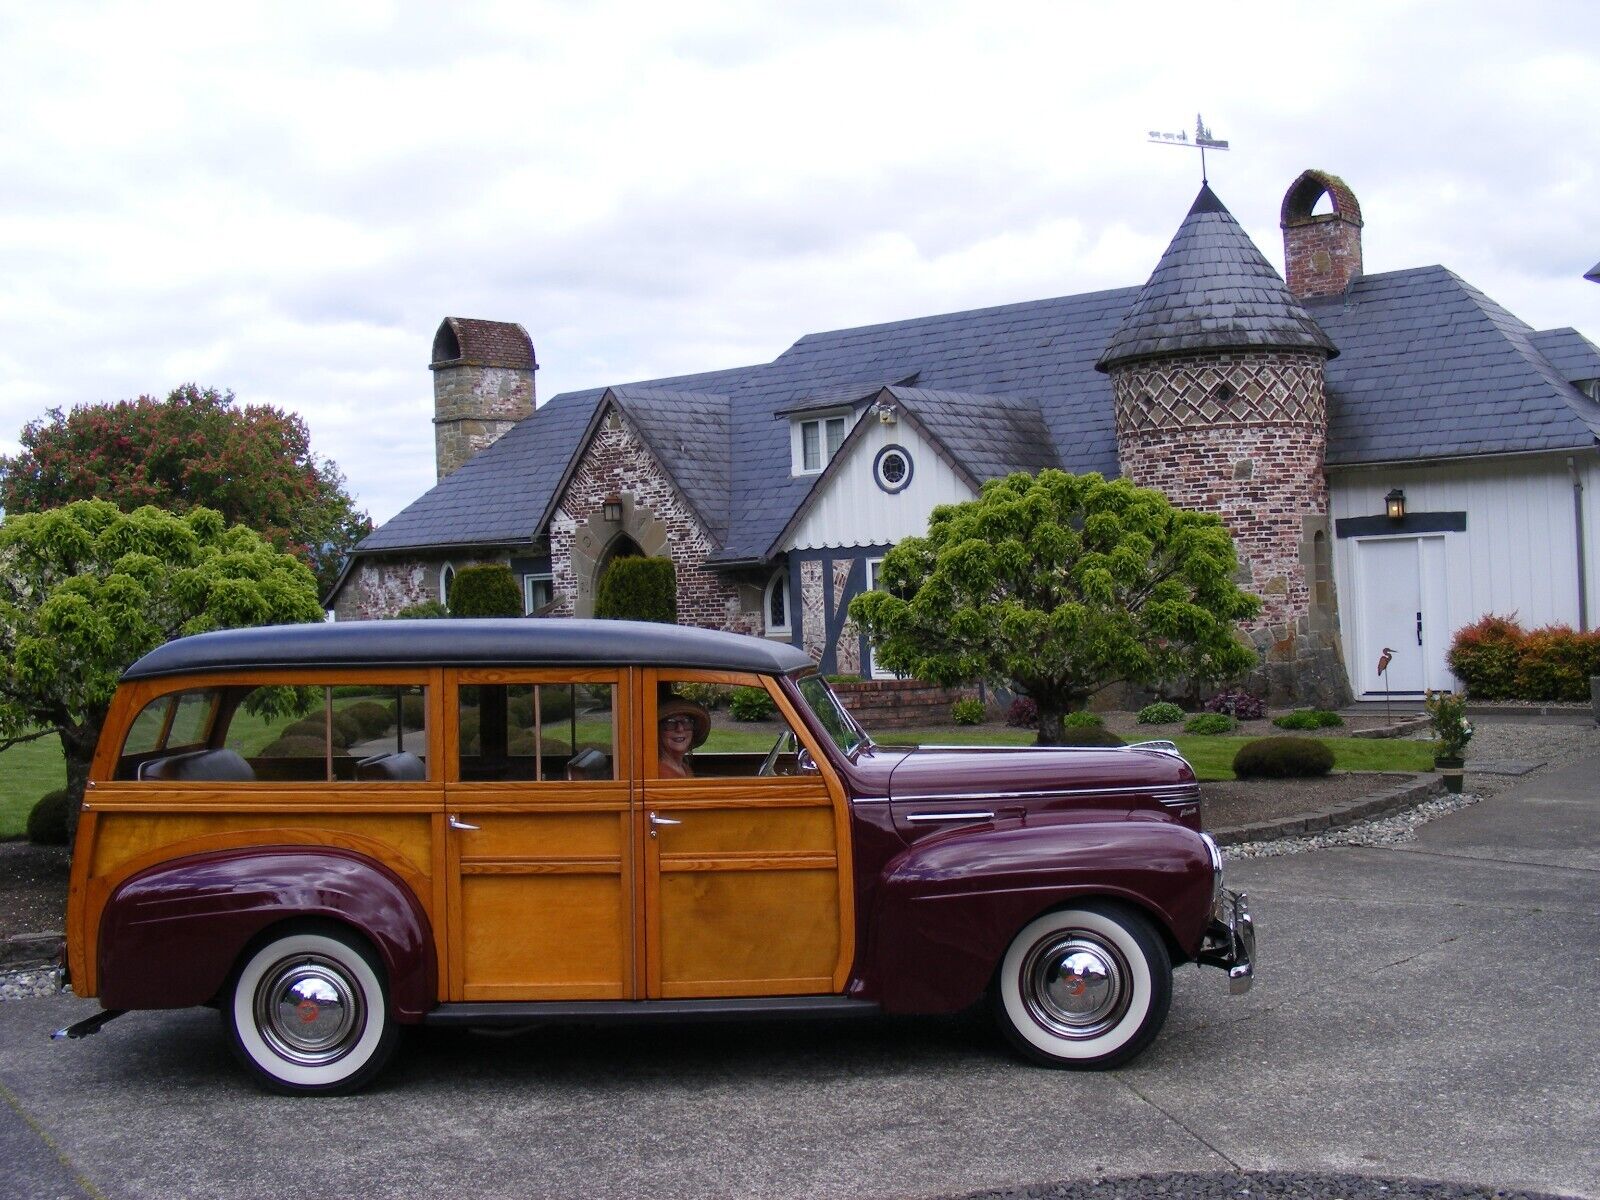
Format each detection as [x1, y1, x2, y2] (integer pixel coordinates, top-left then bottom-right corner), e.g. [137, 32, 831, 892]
[116, 689, 221, 778]
[655, 676, 810, 780]
[457, 682, 616, 782]
[223, 684, 430, 782]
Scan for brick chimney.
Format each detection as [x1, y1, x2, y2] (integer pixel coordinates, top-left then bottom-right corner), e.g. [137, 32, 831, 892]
[431, 317, 537, 479]
[1280, 170, 1363, 299]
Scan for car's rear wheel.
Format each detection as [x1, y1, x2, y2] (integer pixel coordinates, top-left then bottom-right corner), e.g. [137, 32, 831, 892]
[225, 925, 396, 1095]
[994, 902, 1171, 1069]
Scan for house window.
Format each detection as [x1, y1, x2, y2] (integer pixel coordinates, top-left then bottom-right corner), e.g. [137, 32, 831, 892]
[764, 570, 791, 636]
[794, 413, 849, 475]
[523, 573, 554, 615]
[439, 563, 456, 605]
[873, 445, 913, 494]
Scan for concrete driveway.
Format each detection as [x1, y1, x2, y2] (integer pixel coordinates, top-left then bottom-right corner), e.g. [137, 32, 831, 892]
[2, 756, 1596, 1200]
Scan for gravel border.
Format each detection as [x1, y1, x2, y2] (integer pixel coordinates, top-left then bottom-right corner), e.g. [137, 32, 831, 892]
[950, 1169, 1575, 1200]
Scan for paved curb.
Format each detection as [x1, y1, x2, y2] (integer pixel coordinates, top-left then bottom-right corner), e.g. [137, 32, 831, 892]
[1209, 772, 1446, 846]
[1348, 715, 1431, 739]
[0, 934, 60, 971]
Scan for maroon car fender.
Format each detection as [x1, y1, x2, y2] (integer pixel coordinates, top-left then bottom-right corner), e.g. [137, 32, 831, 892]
[857, 817, 1214, 1014]
[98, 846, 437, 1021]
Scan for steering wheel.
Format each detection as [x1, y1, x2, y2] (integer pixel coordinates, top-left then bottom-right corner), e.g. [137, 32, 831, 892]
[758, 731, 795, 777]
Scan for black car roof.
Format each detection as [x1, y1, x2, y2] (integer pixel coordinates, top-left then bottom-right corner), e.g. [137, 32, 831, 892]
[122, 619, 816, 681]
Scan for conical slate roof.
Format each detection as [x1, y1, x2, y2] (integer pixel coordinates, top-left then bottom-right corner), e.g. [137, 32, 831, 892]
[1096, 184, 1338, 371]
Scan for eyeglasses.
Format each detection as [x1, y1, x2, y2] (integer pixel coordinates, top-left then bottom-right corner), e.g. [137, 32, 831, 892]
[661, 716, 696, 732]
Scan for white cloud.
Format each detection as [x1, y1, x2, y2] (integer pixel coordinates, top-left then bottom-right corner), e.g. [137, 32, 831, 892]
[0, 0, 1595, 523]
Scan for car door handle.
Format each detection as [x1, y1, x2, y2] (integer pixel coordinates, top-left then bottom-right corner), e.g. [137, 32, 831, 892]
[649, 813, 682, 827]
[448, 814, 479, 831]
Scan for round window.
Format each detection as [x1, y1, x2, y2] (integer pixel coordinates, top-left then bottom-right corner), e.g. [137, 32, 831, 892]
[873, 445, 913, 494]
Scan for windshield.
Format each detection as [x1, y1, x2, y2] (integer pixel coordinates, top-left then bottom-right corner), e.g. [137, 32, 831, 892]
[795, 674, 869, 757]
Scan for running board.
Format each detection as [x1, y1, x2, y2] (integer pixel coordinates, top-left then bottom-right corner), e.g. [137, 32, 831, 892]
[423, 996, 880, 1029]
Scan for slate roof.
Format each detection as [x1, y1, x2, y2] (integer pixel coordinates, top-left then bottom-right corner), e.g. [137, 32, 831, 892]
[354, 185, 1600, 573]
[1309, 267, 1600, 465]
[1097, 184, 1337, 370]
[358, 364, 756, 553]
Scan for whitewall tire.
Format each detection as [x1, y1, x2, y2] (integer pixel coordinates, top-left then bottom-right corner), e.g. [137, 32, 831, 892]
[994, 902, 1172, 1069]
[225, 926, 397, 1095]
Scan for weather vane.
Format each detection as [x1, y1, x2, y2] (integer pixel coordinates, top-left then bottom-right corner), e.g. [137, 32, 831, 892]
[1148, 114, 1230, 183]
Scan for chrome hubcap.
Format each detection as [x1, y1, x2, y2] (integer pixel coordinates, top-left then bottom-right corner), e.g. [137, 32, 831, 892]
[1020, 931, 1130, 1040]
[255, 955, 365, 1066]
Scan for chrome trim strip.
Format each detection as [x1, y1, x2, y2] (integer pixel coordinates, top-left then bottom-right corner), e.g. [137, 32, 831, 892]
[904, 811, 996, 824]
[892, 783, 1200, 805]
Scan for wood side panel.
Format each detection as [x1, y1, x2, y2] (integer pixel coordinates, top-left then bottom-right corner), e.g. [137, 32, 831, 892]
[458, 872, 627, 1000]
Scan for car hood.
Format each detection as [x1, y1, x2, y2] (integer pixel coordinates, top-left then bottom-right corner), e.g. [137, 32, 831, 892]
[884, 742, 1195, 803]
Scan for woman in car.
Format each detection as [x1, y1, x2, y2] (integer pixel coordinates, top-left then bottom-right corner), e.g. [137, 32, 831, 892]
[657, 697, 710, 777]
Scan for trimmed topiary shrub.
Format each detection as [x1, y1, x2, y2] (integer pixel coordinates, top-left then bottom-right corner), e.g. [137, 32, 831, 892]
[1185, 712, 1236, 735]
[285, 716, 347, 748]
[951, 698, 986, 725]
[729, 686, 775, 721]
[1513, 626, 1600, 703]
[1058, 727, 1125, 747]
[27, 789, 70, 846]
[448, 565, 523, 618]
[340, 700, 394, 738]
[1204, 689, 1265, 721]
[1063, 711, 1104, 729]
[401, 693, 426, 728]
[1005, 696, 1038, 728]
[1232, 736, 1335, 778]
[1272, 709, 1345, 731]
[1137, 702, 1185, 725]
[1447, 613, 1525, 699]
[260, 735, 330, 759]
[595, 556, 677, 623]
[392, 600, 450, 619]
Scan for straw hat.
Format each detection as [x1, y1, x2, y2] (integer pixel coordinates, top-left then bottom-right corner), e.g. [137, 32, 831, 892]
[658, 698, 711, 748]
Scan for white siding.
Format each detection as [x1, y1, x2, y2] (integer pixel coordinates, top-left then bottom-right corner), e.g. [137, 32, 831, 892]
[784, 418, 977, 551]
[1329, 453, 1599, 691]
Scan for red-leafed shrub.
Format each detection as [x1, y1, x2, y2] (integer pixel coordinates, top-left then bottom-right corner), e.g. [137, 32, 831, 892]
[1005, 696, 1038, 728]
[1447, 614, 1525, 699]
[1203, 689, 1265, 721]
[1513, 626, 1600, 702]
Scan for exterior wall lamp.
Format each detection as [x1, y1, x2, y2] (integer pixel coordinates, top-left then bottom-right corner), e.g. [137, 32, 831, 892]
[1385, 489, 1406, 520]
[602, 496, 623, 523]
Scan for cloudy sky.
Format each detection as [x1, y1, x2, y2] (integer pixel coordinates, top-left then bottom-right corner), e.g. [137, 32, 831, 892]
[2, 0, 1596, 525]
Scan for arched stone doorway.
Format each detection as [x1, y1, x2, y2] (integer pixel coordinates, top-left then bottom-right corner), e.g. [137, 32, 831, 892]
[569, 494, 673, 617]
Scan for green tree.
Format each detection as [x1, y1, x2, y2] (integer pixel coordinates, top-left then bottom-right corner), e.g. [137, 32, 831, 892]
[848, 471, 1261, 744]
[0, 501, 325, 838]
[0, 384, 372, 598]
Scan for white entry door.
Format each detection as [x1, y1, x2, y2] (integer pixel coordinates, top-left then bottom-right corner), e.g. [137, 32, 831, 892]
[1353, 537, 1447, 695]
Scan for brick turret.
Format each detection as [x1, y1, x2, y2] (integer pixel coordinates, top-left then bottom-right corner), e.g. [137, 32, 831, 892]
[1281, 170, 1363, 299]
[431, 317, 537, 480]
[1097, 183, 1351, 706]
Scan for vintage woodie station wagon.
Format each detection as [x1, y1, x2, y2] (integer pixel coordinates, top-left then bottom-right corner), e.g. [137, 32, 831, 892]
[57, 619, 1253, 1093]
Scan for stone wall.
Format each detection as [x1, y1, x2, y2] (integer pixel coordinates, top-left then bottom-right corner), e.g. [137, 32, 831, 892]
[332, 552, 505, 620]
[549, 406, 763, 635]
[832, 679, 979, 729]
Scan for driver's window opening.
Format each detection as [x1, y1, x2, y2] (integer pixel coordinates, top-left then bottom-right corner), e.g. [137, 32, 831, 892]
[456, 682, 616, 783]
[658, 676, 810, 780]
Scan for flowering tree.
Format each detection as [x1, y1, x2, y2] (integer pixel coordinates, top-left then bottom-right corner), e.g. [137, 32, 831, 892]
[0, 502, 325, 838]
[0, 384, 371, 597]
[848, 470, 1261, 744]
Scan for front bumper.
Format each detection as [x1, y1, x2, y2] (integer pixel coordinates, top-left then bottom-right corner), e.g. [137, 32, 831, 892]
[1196, 888, 1255, 994]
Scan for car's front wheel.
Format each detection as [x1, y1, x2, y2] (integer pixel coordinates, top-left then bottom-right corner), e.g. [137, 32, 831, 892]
[225, 925, 397, 1095]
[994, 902, 1171, 1069]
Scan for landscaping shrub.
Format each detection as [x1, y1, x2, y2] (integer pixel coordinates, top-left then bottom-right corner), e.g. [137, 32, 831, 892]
[594, 556, 677, 623]
[1232, 736, 1335, 779]
[675, 682, 730, 710]
[330, 709, 363, 745]
[1514, 626, 1600, 703]
[285, 716, 348, 748]
[1272, 709, 1345, 731]
[1137, 702, 1185, 725]
[340, 700, 394, 738]
[401, 693, 426, 727]
[536, 687, 576, 725]
[1005, 697, 1039, 728]
[448, 565, 523, 618]
[729, 686, 775, 721]
[393, 600, 449, 619]
[1204, 689, 1265, 720]
[1063, 711, 1104, 729]
[26, 789, 70, 846]
[1184, 713, 1236, 735]
[1059, 727, 1125, 747]
[825, 673, 862, 684]
[951, 698, 986, 725]
[1446, 613, 1524, 699]
[260, 735, 329, 759]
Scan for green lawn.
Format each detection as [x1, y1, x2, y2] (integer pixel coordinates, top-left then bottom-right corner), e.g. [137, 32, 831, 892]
[0, 735, 68, 840]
